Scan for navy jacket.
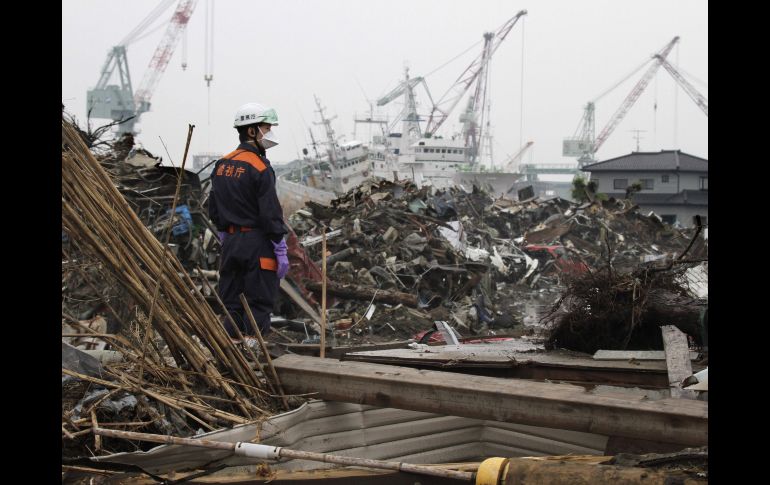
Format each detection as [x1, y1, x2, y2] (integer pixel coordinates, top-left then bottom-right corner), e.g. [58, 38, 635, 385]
[208, 143, 287, 242]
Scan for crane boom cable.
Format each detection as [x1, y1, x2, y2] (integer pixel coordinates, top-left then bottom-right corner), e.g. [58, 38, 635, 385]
[656, 55, 708, 116]
[591, 57, 653, 103]
[592, 36, 679, 154]
[130, 21, 170, 45]
[204, 0, 215, 78]
[673, 44, 679, 146]
[676, 66, 707, 89]
[423, 39, 485, 79]
[120, 0, 176, 46]
[181, 29, 188, 69]
[519, 15, 525, 157]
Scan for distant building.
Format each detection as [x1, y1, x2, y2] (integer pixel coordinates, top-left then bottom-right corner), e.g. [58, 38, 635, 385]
[582, 150, 707, 227]
[192, 152, 220, 179]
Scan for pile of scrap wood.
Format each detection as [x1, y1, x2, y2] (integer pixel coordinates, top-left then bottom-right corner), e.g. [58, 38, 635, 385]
[542, 258, 707, 354]
[62, 118, 286, 457]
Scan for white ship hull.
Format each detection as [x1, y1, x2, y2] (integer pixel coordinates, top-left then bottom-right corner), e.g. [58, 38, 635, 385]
[276, 175, 336, 214]
[453, 170, 524, 196]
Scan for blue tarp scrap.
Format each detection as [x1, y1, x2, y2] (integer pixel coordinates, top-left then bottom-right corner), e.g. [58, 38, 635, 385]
[170, 205, 193, 236]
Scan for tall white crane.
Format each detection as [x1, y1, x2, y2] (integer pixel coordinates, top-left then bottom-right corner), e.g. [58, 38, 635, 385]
[87, 0, 199, 135]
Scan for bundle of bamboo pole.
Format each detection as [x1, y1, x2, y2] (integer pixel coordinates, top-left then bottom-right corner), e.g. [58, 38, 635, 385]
[61, 119, 273, 426]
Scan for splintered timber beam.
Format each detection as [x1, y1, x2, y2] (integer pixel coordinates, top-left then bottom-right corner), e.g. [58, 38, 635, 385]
[305, 281, 419, 307]
[272, 354, 707, 447]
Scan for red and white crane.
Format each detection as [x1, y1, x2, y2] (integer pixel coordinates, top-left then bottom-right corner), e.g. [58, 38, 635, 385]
[424, 10, 527, 165]
[87, 0, 199, 135]
[134, 0, 198, 114]
[564, 36, 690, 166]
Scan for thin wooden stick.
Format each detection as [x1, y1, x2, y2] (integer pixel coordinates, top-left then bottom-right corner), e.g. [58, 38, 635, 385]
[239, 294, 290, 411]
[91, 410, 101, 452]
[139, 124, 195, 383]
[320, 226, 327, 358]
[269, 326, 295, 343]
[62, 368, 254, 425]
[62, 425, 76, 439]
[66, 428, 99, 439]
[196, 267, 277, 397]
[61, 465, 118, 475]
[93, 428, 475, 482]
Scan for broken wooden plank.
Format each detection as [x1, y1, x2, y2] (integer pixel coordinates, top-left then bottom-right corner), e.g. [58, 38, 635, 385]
[305, 281, 419, 307]
[280, 279, 322, 325]
[273, 354, 708, 446]
[341, 346, 706, 387]
[661, 325, 698, 400]
[594, 350, 700, 361]
[281, 340, 412, 358]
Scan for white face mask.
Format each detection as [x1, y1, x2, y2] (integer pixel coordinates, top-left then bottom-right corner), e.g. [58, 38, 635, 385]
[258, 126, 279, 149]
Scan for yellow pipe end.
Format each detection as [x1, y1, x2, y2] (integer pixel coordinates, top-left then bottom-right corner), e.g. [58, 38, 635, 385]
[476, 457, 509, 485]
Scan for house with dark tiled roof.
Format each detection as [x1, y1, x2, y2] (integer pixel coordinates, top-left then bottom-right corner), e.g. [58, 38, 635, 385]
[581, 150, 708, 227]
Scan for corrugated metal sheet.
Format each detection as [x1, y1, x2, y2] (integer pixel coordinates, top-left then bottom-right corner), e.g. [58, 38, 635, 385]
[94, 400, 607, 475]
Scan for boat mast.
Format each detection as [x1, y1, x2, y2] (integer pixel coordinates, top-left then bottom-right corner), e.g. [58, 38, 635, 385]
[313, 94, 339, 166]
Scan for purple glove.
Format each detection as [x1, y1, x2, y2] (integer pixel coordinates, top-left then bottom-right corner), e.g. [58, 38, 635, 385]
[272, 239, 290, 279]
[217, 231, 227, 243]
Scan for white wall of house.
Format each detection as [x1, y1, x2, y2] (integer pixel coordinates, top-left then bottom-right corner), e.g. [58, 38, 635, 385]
[588, 171, 707, 194]
[637, 204, 708, 228]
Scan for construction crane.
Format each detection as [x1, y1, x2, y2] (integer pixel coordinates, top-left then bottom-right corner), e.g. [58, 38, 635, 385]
[87, 0, 199, 135]
[376, 67, 433, 140]
[655, 55, 707, 116]
[564, 36, 680, 167]
[502, 141, 534, 172]
[424, 9, 527, 165]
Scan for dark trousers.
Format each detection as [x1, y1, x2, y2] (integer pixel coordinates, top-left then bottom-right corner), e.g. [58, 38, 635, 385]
[218, 231, 278, 337]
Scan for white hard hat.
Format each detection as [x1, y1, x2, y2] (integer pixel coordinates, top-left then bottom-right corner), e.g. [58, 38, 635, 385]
[233, 102, 279, 128]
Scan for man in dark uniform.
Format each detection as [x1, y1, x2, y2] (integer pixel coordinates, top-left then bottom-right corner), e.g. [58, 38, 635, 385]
[208, 102, 290, 338]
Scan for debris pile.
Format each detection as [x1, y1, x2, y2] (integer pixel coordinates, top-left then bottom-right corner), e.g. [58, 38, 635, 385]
[96, 142, 218, 272]
[281, 178, 704, 344]
[542, 262, 707, 354]
[61, 112, 708, 468]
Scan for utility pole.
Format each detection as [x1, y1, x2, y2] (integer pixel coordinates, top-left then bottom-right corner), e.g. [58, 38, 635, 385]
[629, 129, 646, 152]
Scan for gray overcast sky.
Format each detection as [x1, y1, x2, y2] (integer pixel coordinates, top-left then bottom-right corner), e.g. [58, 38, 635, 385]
[62, 0, 707, 169]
